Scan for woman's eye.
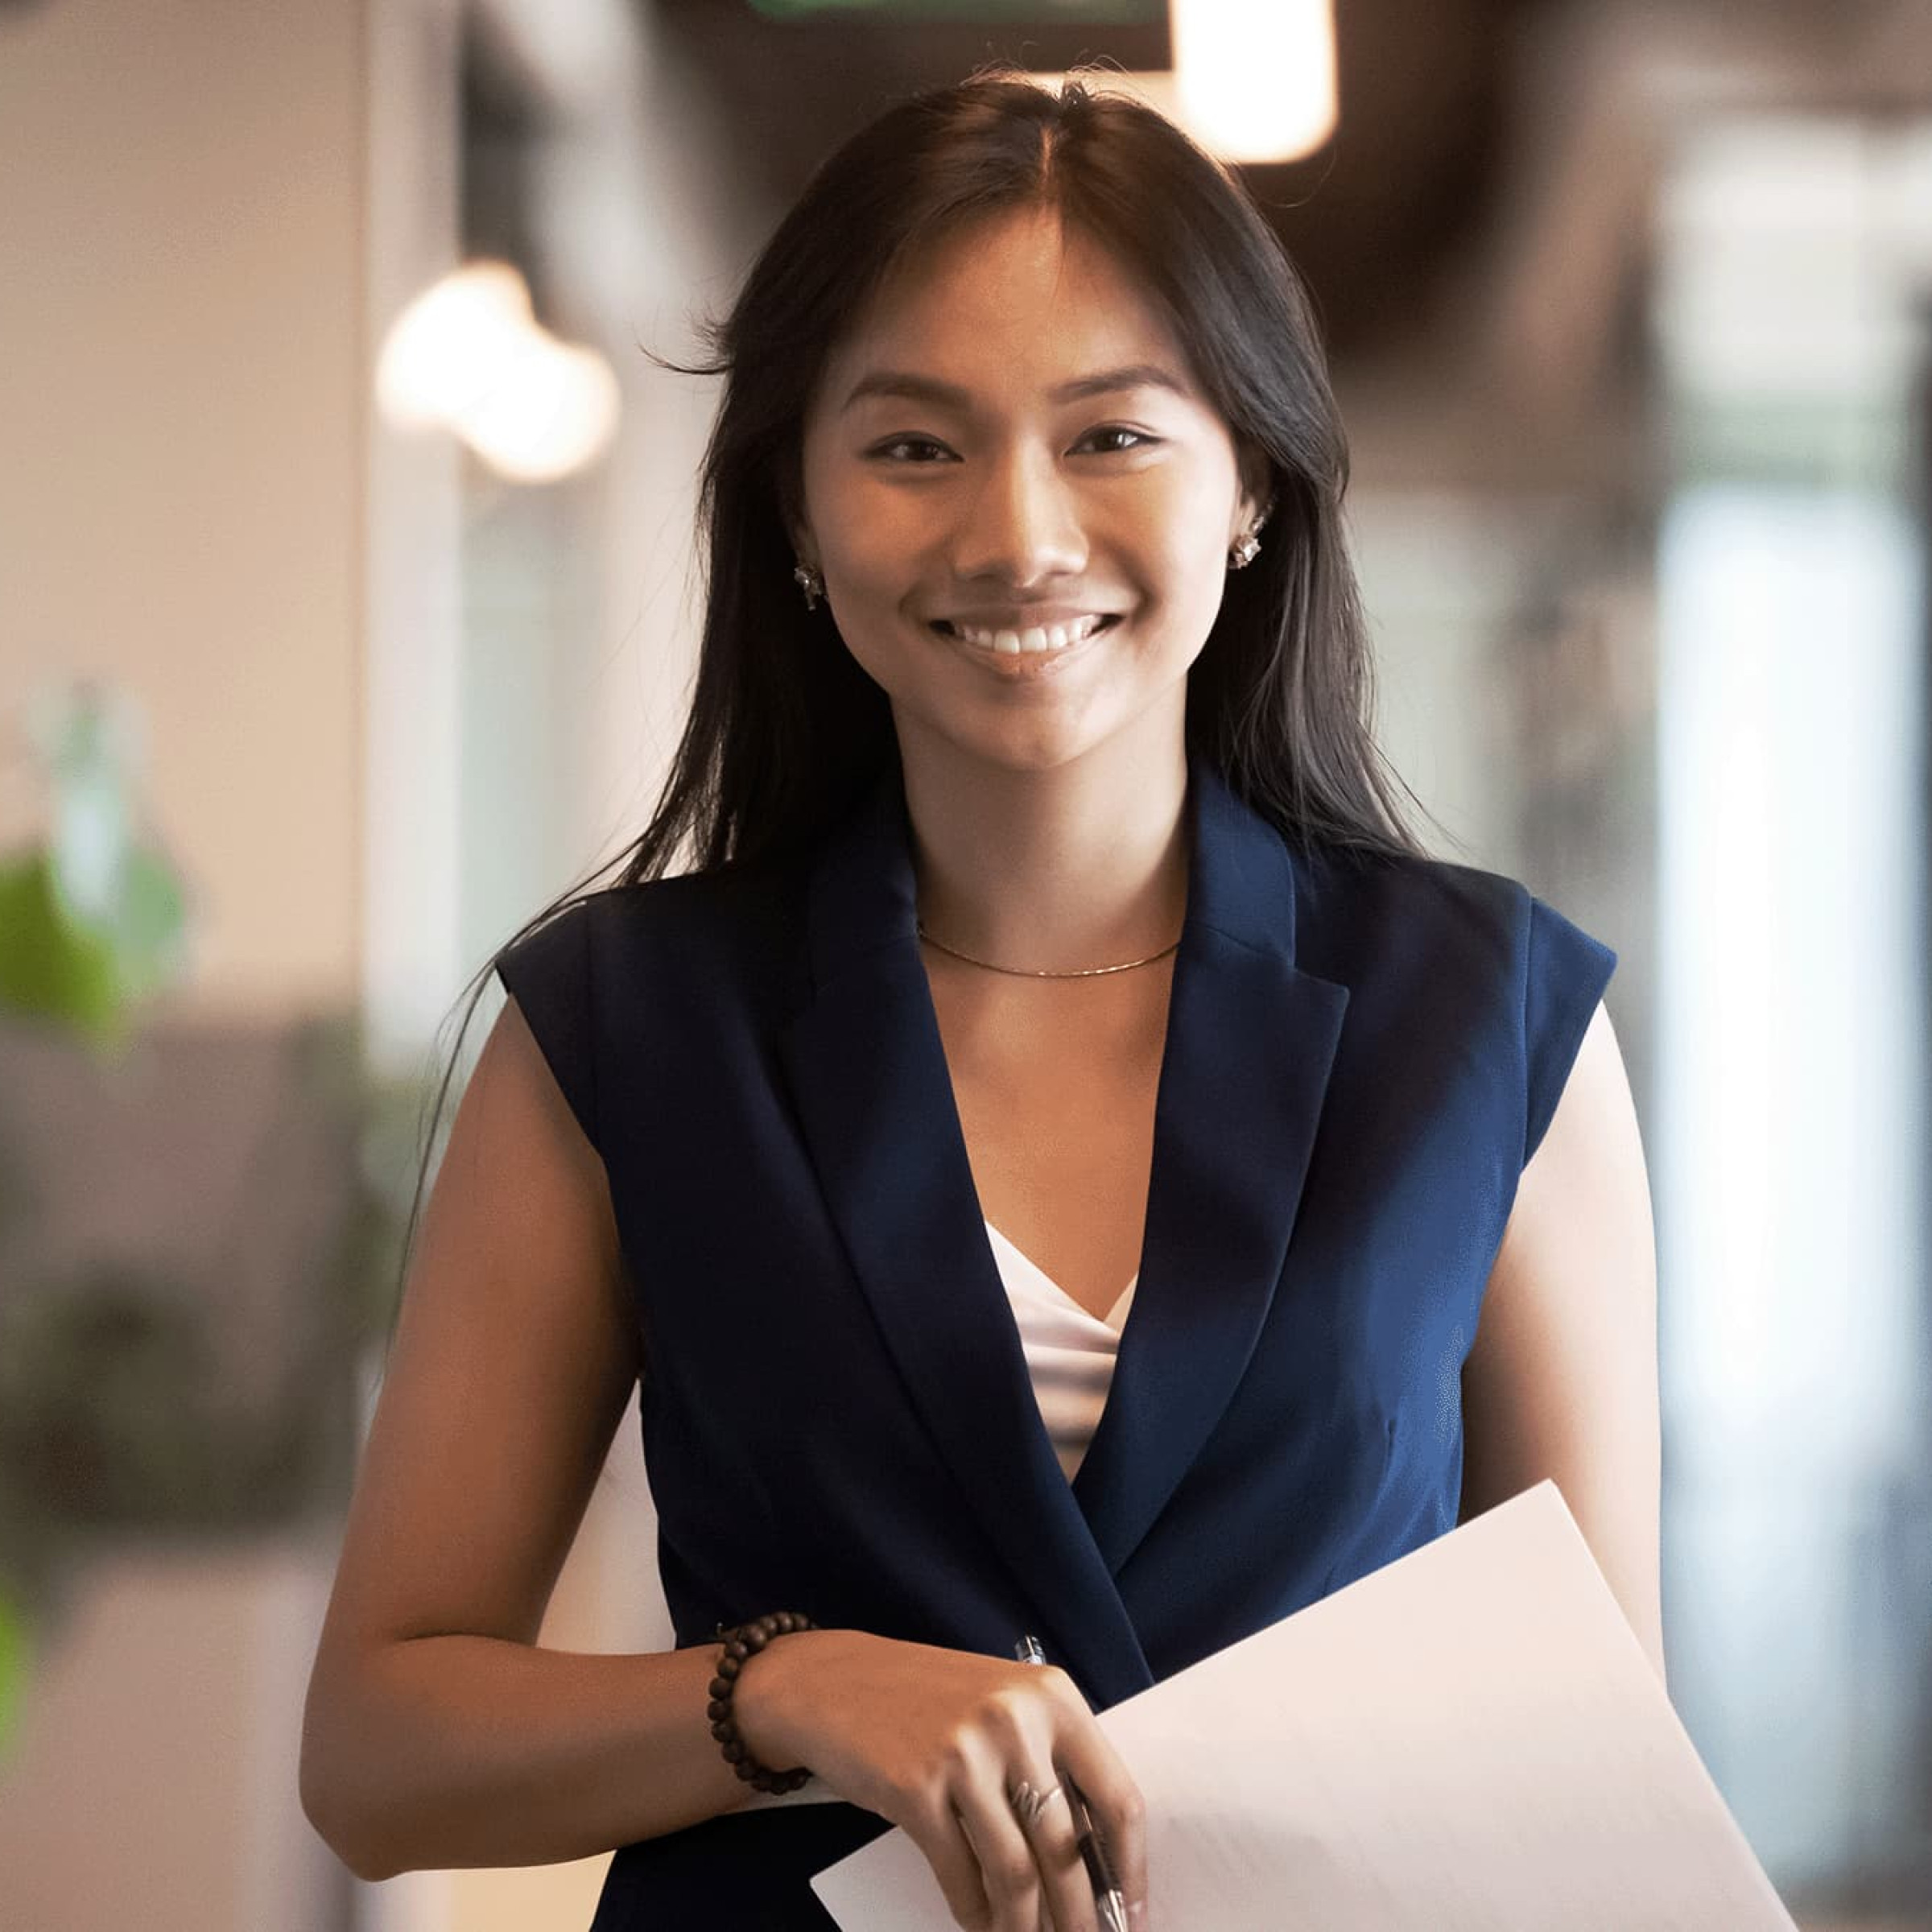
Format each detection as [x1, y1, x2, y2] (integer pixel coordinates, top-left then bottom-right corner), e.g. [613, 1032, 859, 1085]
[1075, 425, 1156, 455]
[869, 436, 954, 463]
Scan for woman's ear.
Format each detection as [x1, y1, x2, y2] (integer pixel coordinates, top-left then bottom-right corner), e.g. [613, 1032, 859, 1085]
[1232, 444, 1274, 543]
[775, 459, 816, 568]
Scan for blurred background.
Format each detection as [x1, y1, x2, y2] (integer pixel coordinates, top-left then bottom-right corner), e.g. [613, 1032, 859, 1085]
[0, 0, 1928, 1926]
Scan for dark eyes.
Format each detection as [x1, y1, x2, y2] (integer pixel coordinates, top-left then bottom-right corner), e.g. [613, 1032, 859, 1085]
[1080, 426, 1154, 456]
[867, 426, 1155, 463]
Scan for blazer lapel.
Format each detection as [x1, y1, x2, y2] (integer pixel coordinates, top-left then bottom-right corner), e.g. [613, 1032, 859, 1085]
[1068, 762, 1350, 1573]
[775, 748, 1348, 1706]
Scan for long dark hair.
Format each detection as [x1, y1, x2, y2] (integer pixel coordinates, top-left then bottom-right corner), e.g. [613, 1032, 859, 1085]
[386, 68, 1440, 1341]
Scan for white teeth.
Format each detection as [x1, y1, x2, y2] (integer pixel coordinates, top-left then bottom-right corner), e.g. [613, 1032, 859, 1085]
[952, 613, 1106, 654]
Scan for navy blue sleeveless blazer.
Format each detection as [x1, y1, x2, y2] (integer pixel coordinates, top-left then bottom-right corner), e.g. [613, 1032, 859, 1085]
[493, 746, 1616, 1929]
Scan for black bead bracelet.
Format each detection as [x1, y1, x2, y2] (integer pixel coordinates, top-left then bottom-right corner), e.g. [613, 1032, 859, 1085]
[708, 1610, 817, 1794]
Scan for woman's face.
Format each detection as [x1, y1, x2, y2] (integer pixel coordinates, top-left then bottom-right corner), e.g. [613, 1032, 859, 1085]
[794, 204, 1261, 777]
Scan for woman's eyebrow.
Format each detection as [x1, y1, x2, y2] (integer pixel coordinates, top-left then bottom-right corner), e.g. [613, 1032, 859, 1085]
[839, 362, 1190, 414]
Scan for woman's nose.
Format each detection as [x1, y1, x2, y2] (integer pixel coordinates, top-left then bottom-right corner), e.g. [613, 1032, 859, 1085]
[946, 446, 1087, 585]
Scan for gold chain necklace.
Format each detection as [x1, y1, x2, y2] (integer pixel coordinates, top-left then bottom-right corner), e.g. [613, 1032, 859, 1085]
[914, 920, 1180, 978]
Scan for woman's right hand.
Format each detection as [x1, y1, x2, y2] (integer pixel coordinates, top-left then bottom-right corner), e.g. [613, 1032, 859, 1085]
[731, 1626, 1147, 1932]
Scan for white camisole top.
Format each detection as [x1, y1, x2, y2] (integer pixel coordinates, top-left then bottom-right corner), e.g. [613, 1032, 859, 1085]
[981, 1218, 1138, 1482]
[732, 1217, 1138, 1810]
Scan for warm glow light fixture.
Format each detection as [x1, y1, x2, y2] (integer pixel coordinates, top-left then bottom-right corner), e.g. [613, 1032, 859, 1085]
[1029, 0, 1336, 167]
[1171, 0, 1337, 163]
[375, 261, 620, 483]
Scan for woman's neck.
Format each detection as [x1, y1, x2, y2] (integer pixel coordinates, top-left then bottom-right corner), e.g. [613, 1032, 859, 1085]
[898, 734, 1191, 976]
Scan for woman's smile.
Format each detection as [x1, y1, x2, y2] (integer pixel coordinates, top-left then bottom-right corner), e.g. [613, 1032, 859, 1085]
[931, 609, 1124, 673]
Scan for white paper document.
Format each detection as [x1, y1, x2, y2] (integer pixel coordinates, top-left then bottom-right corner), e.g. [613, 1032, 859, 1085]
[810, 1481, 1798, 1930]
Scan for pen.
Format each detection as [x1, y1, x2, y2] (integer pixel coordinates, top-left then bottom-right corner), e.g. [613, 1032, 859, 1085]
[1013, 1634, 1130, 1932]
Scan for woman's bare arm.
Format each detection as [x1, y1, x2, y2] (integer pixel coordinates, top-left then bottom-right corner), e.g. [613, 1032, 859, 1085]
[1458, 1000, 1666, 1685]
[299, 997, 759, 1880]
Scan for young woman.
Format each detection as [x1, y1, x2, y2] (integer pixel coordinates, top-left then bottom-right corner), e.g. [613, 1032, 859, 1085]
[300, 70, 1661, 1932]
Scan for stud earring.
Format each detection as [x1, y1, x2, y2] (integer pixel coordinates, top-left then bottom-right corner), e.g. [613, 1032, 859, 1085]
[792, 561, 824, 610]
[1227, 496, 1275, 572]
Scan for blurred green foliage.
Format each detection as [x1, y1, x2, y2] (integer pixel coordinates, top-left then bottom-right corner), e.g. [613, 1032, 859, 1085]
[0, 845, 185, 1048]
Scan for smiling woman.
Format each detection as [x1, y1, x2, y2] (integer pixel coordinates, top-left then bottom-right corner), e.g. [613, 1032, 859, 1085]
[301, 66, 1657, 1932]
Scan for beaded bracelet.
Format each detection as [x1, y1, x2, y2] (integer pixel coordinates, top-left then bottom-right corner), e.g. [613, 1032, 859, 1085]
[708, 1610, 818, 1794]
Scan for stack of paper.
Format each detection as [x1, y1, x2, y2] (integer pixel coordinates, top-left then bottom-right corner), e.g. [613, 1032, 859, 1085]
[811, 1481, 1797, 1930]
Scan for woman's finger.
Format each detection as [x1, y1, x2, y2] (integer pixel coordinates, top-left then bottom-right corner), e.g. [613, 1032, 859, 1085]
[898, 1777, 1002, 1930]
[958, 1754, 1112, 1932]
[1012, 1775, 1104, 1932]
[1051, 1737, 1148, 1929]
[1021, 1661, 1147, 1926]
[948, 1779, 1057, 1932]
